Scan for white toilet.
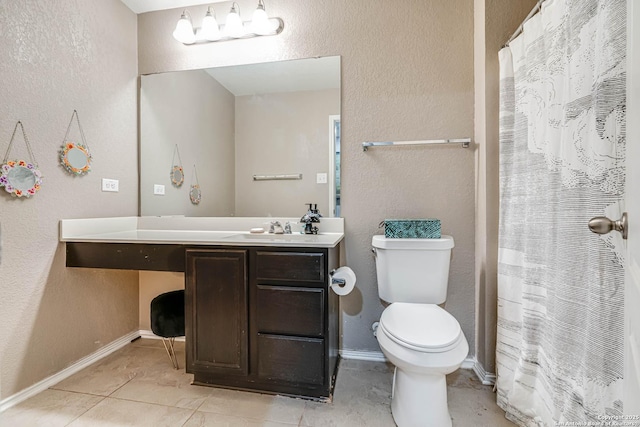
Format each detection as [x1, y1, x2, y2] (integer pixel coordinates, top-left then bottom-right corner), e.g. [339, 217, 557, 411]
[372, 235, 468, 427]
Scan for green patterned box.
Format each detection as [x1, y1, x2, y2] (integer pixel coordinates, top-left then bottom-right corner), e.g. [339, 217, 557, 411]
[381, 219, 441, 238]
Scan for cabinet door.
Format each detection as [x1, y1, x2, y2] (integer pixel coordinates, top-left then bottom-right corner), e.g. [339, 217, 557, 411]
[186, 249, 248, 376]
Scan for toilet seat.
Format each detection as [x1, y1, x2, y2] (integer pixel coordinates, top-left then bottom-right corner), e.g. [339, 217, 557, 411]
[379, 303, 462, 353]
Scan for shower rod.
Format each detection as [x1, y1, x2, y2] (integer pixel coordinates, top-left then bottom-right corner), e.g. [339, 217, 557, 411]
[503, 0, 546, 48]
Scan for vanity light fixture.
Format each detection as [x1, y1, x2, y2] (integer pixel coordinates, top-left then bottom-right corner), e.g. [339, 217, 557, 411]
[172, 10, 196, 44]
[172, 1, 284, 45]
[200, 7, 221, 41]
[249, 0, 271, 35]
[224, 3, 244, 38]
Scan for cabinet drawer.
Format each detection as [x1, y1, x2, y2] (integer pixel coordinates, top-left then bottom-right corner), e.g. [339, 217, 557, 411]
[255, 251, 324, 283]
[257, 334, 324, 386]
[256, 285, 324, 337]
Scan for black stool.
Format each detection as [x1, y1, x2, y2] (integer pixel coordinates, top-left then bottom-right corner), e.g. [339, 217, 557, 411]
[150, 290, 185, 369]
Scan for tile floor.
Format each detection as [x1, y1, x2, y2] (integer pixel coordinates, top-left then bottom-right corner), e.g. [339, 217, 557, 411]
[1, 339, 514, 426]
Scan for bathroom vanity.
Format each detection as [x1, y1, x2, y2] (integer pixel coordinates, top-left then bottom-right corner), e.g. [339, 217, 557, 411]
[186, 246, 339, 399]
[60, 216, 344, 400]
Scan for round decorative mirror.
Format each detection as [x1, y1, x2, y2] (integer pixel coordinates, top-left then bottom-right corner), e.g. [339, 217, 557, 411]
[171, 165, 184, 187]
[0, 160, 42, 197]
[60, 143, 91, 175]
[190, 184, 201, 205]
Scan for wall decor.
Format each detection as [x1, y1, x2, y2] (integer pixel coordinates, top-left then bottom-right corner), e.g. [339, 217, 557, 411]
[0, 121, 43, 198]
[170, 145, 184, 187]
[189, 164, 201, 205]
[59, 110, 92, 176]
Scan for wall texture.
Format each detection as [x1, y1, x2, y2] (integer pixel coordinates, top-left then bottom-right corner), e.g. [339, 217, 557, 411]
[138, 0, 476, 354]
[235, 89, 339, 217]
[140, 69, 236, 217]
[0, 0, 139, 399]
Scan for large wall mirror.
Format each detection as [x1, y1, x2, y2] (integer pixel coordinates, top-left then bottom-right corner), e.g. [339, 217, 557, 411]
[140, 56, 341, 218]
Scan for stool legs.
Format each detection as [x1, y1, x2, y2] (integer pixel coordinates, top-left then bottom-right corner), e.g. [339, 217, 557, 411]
[161, 337, 179, 369]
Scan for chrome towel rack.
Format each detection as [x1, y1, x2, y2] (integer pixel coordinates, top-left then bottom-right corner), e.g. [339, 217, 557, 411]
[362, 138, 471, 152]
[253, 173, 302, 181]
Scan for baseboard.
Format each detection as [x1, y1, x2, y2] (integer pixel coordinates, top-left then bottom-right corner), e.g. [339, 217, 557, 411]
[460, 356, 476, 370]
[470, 357, 497, 386]
[340, 350, 495, 385]
[138, 329, 185, 342]
[339, 349, 387, 362]
[0, 330, 140, 413]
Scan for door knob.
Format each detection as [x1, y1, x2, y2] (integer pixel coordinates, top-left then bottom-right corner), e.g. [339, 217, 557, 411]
[588, 212, 628, 240]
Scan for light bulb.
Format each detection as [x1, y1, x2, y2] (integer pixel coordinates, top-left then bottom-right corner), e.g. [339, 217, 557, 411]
[200, 8, 221, 41]
[173, 12, 195, 44]
[250, 1, 270, 35]
[224, 3, 245, 38]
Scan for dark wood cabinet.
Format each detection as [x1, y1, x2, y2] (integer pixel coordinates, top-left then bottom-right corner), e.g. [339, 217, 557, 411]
[185, 245, 339, 400]
[185, 249, 248, 377]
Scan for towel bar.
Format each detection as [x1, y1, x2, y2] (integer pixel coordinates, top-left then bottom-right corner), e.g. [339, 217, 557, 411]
[362, 138, 471, 152]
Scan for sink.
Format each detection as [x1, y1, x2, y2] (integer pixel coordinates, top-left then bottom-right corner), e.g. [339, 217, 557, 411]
[226, 233, 319, 241]
[221, 232, 344, 247]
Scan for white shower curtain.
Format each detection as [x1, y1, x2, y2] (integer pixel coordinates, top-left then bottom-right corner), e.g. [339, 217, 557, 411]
[496, 0, 626, 425]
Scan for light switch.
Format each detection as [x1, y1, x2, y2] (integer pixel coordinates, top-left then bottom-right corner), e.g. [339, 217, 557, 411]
[154, 184, 165, 195]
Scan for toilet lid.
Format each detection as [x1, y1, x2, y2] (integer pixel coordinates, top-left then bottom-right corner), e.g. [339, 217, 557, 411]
[380, 303, 462, 351]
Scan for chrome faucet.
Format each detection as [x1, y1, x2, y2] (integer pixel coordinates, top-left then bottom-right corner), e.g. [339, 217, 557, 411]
[301, 203, 321, 234]
[269, 220, 284, 234]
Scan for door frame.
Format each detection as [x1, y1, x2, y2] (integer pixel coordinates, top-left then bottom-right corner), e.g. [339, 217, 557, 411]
[328, 115, 340, 217]
[625, 0, 640, 415]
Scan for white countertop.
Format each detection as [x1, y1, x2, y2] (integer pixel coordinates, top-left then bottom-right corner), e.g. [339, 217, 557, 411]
[59, 216, 344, 248]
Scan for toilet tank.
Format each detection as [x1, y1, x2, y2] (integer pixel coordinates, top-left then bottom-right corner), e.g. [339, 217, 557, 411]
[372, 235, 454, 304]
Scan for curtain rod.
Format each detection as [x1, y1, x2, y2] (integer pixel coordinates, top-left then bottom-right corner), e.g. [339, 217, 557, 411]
[503, 0, 545, 48]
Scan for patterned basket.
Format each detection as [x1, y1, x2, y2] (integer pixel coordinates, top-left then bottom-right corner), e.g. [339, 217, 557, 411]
[380, 219, 441, 238]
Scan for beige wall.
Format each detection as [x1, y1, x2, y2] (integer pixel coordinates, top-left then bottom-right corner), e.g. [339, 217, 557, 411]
[473, 0, 536, 374]
[0, 0, 139, 399]
[139, 271, 184, 331]
[138, 0, 477, 354]
[235, 89, 339, 217]
[140, 69, 235, 217]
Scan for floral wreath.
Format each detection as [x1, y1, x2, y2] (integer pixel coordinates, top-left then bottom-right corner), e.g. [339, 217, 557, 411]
[60, 142, 92, 175]
[0, 160, 43, 198]
[190, 184, 201, 204]
[171, 165, 184, 186]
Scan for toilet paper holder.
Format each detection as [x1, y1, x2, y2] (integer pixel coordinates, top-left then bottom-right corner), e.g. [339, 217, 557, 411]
[330, 269, 346, 287]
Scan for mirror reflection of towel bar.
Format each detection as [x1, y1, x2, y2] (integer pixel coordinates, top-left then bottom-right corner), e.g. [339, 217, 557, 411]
[362, 138, 471, 151]
[253, 174, 303, 181]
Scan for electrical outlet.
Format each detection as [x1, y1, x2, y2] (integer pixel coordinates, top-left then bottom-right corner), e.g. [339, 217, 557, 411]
[154, 184, 165, 195]
[101, 178, 119, 192]
[316, 173, 328, 184]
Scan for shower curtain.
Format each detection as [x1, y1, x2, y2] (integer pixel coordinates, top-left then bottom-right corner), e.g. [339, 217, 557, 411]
[496, 0, 626, 425]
